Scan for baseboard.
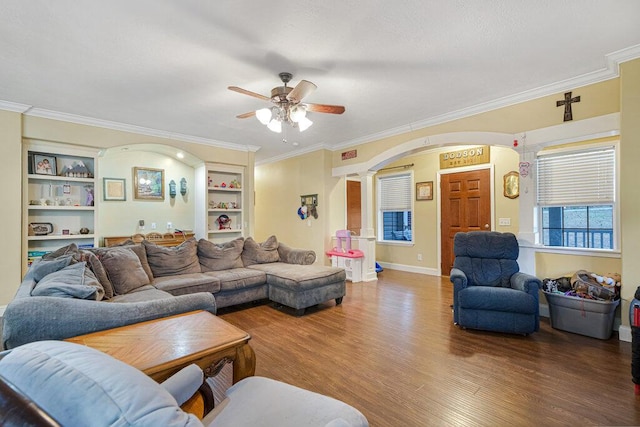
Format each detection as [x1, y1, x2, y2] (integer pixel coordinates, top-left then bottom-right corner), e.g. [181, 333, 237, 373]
[618, 325, 632, 342]
[377, 262, 440, 276]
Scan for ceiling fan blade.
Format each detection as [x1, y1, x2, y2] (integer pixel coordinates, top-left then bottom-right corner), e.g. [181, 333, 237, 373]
[228, 86, 270, 101]
[236, 111, 256, 119]
[287, 80, 317, 103]
[306, 103, 345, 114]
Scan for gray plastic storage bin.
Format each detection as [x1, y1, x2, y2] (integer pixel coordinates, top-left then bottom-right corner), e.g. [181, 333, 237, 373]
[544, 292, 620, 339]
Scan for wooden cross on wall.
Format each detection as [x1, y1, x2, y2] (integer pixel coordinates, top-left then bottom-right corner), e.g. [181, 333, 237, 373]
[556, 91, 581, 121]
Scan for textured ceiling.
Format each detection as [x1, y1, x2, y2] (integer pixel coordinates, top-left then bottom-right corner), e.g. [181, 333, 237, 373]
[1, 1, 639, 163]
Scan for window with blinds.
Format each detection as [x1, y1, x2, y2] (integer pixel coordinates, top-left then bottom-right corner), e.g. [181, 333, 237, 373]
[377, 172, 413, 242]
[537, 145, 616, 249]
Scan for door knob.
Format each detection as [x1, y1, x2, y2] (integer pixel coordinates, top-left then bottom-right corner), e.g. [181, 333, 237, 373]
[484, 224, 490, 229]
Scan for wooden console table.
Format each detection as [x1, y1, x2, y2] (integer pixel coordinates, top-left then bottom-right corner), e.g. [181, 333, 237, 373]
[65, 311, 255, 416]
[103, 231, 195, 247]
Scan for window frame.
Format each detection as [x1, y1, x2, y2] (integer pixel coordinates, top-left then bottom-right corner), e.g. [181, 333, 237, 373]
[376, 170, 414, 245]
[535, 142, 620, 253]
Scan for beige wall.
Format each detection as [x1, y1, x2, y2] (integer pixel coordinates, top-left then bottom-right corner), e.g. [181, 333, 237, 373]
[99, 150, 196, 238]
[373, 145, 519, 271]
[620, 59, 640, 325]
[0, 111, 23, 305]
[333, 79, 620, 168]
[255, 150, 339, 263]
[0, 115, 254, 306]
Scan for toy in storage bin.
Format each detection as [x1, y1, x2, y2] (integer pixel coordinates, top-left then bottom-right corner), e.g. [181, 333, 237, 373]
[326, 230, 364, 282]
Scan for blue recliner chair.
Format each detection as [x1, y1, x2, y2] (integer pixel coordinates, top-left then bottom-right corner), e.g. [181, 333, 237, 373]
[450, 231, 542, 335]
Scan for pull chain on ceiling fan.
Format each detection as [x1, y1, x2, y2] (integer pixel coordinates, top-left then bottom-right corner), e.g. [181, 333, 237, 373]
[228, 72, 345, 134]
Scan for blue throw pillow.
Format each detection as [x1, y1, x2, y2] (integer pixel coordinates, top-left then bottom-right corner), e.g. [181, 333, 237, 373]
[25, 255, 74, 282]
[31, 262, 105, 300]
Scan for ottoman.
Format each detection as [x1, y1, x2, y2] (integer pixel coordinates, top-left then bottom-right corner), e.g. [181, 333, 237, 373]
[248, 263, 347, 315]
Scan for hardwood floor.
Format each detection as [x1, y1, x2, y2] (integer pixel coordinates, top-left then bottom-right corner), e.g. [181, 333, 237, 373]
[218, 269, 639, 426]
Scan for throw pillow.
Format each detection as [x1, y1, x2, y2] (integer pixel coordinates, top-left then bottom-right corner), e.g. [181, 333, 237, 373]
[31, 262, 105, 300]
[241, 235, 280, 266]
[198, 237, 244, 271]
[41, 242, 82, 261]
[78, 250, 115, 299]
[143, 237, 201, 278]
[99, 247, 150, 295]
[26, 255, 74, 283]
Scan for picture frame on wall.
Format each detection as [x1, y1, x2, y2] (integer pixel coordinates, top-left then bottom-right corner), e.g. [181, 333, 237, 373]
[133, 167, 164, 200]
[103, 178, 126, 201]
[33, 154, 57, 176]
[416, 181, 433, 201]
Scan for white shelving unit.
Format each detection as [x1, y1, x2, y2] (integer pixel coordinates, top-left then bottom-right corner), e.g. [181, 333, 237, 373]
[23, 141, 100, 273]
[195, 163, 245, 243]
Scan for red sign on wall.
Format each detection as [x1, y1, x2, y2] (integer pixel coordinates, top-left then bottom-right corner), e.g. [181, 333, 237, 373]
[341, 150, 357, 160]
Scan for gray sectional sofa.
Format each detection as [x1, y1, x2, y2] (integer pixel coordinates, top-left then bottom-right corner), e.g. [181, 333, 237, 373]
[2, 236, 346, 349]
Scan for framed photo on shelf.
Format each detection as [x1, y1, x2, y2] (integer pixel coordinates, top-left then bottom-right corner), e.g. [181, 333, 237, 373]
[33, 154, 57, 176]
[416, 181, 433, 201]
[103, 178, 126, 201]
[133, 167, 164, 200]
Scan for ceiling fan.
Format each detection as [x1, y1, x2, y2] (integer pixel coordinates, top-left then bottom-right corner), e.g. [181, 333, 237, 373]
[228, 72, 345, 133]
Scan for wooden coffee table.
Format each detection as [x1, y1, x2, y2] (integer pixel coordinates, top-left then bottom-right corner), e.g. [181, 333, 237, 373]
[65, 310, 255, 384]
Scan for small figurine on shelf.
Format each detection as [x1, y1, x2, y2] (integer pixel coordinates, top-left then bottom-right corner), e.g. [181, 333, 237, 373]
[85, 186, 94, 206]
[230, 179, 241, 189]
[221, 182, 227, 188]
[216, 214, 232, 230]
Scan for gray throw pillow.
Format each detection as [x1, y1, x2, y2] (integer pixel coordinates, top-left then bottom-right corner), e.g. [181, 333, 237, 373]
[26, 255, 74, 282]
[241, 235, 280, 266]
[143, 238, 201, 277]
[31, 262, 105, 300]
[198, 237, 244, 271]
[99, 247, 150, 295]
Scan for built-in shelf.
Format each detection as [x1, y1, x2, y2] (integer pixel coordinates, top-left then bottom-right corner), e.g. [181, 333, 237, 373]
[28, 234, 96, 241]
[28, 206, 95, 211]
[196, 163, 245, 244]
[23, 141, 100, 273]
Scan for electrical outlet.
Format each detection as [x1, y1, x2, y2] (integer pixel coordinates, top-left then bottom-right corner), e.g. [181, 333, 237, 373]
[417, 253, 423, 261]
[167, 222, 172, 230]
[151, 222, 156, 229]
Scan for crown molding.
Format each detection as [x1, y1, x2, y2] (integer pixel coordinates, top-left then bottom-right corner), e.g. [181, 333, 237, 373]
[255, 142, 332, 166]
[23, 108, 261, 153]
[331, 44, 640, 153]
[0, 99, 31, 113]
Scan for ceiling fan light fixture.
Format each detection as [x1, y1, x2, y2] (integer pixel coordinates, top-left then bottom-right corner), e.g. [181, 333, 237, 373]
[298, 116, 313, 132]
[267, 119, 282, 133]
[255, 108, 272, 125]
[289, 105, 306, 123]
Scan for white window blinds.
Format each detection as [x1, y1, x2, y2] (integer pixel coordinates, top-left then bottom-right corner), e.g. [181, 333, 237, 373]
[379, 173, 412, 211]
[537, 147, 615, 206]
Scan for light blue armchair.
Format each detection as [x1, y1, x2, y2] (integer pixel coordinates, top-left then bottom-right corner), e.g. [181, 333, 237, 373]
[450, 231, 541, 335]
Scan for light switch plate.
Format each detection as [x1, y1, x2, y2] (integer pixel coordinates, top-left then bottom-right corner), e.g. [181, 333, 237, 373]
[499, 218, 511, 226]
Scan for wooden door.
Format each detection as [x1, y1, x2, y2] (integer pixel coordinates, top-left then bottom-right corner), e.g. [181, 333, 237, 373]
[346, 180, 361, 236]
[440, 169, 491, 275]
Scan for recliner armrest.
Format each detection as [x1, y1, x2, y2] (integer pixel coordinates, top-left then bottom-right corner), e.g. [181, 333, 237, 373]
[510, 272, 542, 295]
[449, 267, 468, 289]
[160, 364, 204, 406]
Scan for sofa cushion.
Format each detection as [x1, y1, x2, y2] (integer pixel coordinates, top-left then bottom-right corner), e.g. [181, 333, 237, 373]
[42, 243, 116, 299]
[109, 286, 176, 303]
[99, 247, 151, 295]
[207, 376, 368, 427]
[198, 237, 244, 271]
[26, 255, 73, 282]
[242, 235, 280, 266]
[153, 273, 221, 296]
[91, 243, 154, 284]
[458, 286, 537, 314]
[0, 341, 201, 427]
[143, 238, 201, 277]
[31, 262, 105, 300]
[248, 263, 346, 291]
[204, 268, 267, 292]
